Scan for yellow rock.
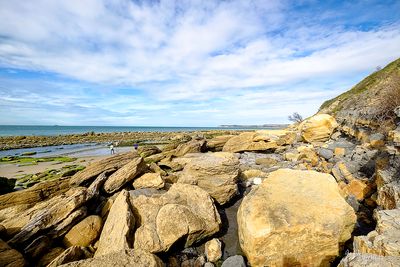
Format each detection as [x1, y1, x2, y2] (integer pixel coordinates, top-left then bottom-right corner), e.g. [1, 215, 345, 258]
[95, 190, 134, 258]
[132, 173, 165, 189]
[300, 114, 338, 143]
[222, 130, 296, 153]
[240, 169, 269, 181]
[341, 180, 373, 201]
[334, 147, 346, 157]
[238, 169, 356, 267]
[205, 238, 222, 263]
[63, 215, 103, 247]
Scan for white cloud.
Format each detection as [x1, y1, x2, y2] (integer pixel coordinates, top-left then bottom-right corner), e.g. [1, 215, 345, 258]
[0, 0, 399, 125]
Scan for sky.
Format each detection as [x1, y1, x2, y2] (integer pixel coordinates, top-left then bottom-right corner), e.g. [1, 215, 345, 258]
[0, 0, 400, 126]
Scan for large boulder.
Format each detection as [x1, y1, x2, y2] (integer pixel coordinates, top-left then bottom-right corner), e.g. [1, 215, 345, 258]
[70, 152, 137, 185]
[63, 215, 102, 247]
[103, 157, 147, 194]
[174, 139, 206, 157]
[300, 114, 338, 143]
[207, 135, 236, 151]
[61, 249, 163, 267]
[177, 152, 240, 205]
[95, 190, 135, 258]
[338, 253, 400, 267]
[237, 169, 356, 267]
[222, 130, 295, 153]
[131, 183, 221, 253]
[354, 209, 400, 256]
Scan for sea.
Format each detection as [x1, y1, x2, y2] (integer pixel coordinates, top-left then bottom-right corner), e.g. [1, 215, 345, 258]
[0, 125, 283, 137]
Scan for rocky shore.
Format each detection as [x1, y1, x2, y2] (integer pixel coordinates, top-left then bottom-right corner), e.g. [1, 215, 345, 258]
[0, 130, 244, 151]
[0, 61, 399, 267]
[0, 110, 399, 266]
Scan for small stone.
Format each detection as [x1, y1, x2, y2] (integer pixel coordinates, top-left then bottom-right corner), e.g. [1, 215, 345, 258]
[205, 238, 223, 262]
[318, 148, 334, 160]
[221, 255, 246, 267]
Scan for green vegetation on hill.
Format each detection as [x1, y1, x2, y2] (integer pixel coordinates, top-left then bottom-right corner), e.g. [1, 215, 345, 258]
[319, 58, 400, 113]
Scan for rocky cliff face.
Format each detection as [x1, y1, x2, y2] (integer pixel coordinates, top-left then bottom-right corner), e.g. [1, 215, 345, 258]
[319, 58, 400, 140]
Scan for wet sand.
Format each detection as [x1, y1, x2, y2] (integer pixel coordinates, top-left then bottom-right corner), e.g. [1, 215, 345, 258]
[0, 155, 108, 179]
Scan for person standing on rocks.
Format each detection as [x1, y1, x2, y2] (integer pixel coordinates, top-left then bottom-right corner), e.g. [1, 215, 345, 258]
[110, 144, 115, 155]
[134, 143, 138, 150]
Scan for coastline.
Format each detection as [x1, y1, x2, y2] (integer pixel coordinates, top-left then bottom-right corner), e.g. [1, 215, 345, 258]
[0, 129, 249, 150]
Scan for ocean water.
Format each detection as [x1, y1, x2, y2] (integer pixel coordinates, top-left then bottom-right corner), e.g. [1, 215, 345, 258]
[0, 125, 280, 137]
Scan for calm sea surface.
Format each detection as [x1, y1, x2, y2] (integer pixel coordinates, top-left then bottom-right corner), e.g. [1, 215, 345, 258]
[0, 125, 281, 137]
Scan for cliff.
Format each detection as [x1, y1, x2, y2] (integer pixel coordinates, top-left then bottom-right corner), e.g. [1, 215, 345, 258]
[319, 58, 400, 138]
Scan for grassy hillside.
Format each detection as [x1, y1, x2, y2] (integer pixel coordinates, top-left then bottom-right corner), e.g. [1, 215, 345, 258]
[320, 58, 400, 114]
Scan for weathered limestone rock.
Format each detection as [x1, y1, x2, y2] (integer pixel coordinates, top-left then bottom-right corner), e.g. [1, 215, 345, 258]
[340, 179, 374, 201]
[377, 181, 400, 209]
[238, 169, 356, 267]
[205, 238, 222, 263]
[300, 114, 338, 143]
[221, 255, 246, 267]
[222, 132, 277, 153]
[388, 127, 400, 145]
[332, 161, 357, 183]
[177, 152, 239, 205]
[0, 204, 33, 222]
[148, 162, 167, 176]
[103, 157, 147, 194]
[24, 235, 50, 259]
[138, 145, 161, 158]
[174, 139, 206, 157]
[131, 183, 221, 253]
[5, 187, 89, 244]
[48, 246, 92, 267]
[37, 247, 65, 267]
[240, 169, 269, 181]
[49, 207, 88, 240]
[63, 215, 102, 247]
[207, 135, 235, 151]
[222, 130, 295, 153]
[132, 173, 165, 189]
[70, 152, 136, 185]
[0, 238, 26, 267]
[369, 133, 385, 149]
[95, 190, 135, 258]
[0, 178, 70, 210]
[61, 249, 163, 267]
[338, 253, 400, 267]
[354, 209, 400, 256]
[255, 157, 278, 167]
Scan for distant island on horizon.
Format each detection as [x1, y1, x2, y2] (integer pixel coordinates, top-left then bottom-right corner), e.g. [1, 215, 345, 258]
[219, 124, 288, 129]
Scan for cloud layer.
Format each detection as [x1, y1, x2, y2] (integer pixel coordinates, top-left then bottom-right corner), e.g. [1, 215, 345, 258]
[0, 0, 400, 126]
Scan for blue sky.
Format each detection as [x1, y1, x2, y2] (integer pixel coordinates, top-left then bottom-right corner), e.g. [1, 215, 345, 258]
[0, 0, 400, 126]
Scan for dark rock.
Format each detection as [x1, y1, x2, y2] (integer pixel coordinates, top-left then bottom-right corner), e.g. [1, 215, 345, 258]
[47, 246, 92, 267]
[0, 238, 26, 267]
[24, 235, 51, 259]
[0, 177, 16, 195]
